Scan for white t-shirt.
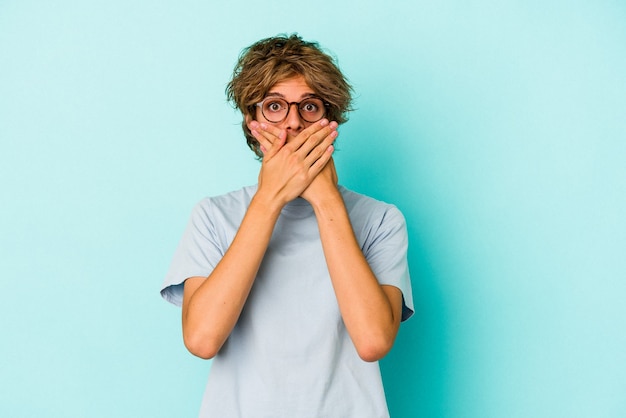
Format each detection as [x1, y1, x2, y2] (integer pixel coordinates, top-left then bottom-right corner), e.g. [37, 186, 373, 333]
[161, 185, 414, 417]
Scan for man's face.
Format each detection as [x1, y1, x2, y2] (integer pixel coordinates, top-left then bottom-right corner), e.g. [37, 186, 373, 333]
[249, 75, 321, 141]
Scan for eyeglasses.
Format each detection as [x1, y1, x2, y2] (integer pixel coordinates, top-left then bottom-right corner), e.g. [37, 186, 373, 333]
[255, 96, 327, 123]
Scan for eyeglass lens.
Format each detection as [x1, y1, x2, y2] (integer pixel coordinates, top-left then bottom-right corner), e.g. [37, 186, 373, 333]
[261, 98, 325, 123]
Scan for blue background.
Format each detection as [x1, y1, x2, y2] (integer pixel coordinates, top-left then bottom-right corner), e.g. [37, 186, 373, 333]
[1, 1, 625, 417]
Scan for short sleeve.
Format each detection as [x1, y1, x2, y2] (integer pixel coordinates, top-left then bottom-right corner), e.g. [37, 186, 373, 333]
[363, 206, 414, 321]
[160, 200, 224, 307]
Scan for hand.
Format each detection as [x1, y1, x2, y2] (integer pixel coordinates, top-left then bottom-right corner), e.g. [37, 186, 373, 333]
[249, 120, 287, 162]
[249, 119, 338, 207]
[300, 157, 339, 205]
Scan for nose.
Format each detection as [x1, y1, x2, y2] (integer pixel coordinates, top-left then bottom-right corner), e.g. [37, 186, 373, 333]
[283, 103, 305, 133]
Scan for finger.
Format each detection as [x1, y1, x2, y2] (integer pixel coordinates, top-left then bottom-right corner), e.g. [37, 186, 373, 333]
[262, 130, 287, 160]
[249, 121, 274, 153]
[258, 122, 284, 140]
[307, 145, 335, 176]
[303, 126, 338, 164]
[259, 123, 287, 159]
[287, 119, 331, 152]
[251, 123, 286, 159]
[297, 126, 338, 160]
[250, 128, 272, 155]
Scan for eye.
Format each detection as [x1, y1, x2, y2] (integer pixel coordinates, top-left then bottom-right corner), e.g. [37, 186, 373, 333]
[265, 100, 286, 113]
[300, 100, 321, 113]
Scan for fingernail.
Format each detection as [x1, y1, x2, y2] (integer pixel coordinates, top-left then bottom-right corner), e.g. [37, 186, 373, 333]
[320, 119, 329, 127]
[330, 121, 338, 129]
[260, 123, 268, 130]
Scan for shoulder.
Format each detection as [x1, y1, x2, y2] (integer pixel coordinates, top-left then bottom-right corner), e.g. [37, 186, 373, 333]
[197, 184, 257, 208]
[339, 186, 405, 224]
[187, 184, 258, 234]
[192, 184, 257, 214]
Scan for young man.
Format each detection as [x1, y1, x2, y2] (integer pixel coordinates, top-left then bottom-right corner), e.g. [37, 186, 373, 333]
[161, 34, 414, 417]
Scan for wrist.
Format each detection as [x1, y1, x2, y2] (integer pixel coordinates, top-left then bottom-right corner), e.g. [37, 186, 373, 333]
[309, 186, 344, 215]
[249, 191, 284, 219]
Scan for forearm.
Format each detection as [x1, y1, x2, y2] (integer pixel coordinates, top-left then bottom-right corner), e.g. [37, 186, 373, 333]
[311, 191, 401, 361]
[182, 194, 282, 359]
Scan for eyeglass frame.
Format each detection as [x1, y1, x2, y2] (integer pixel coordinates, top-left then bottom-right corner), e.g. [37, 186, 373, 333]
[254, 96, 329, 123]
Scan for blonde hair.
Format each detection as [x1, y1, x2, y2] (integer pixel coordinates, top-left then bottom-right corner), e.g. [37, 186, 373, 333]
[226, 34, 353, 158]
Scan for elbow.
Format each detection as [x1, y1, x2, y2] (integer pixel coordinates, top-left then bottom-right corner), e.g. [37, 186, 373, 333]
[183, 331, 221, 360]
[354, 335, 395, 362]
